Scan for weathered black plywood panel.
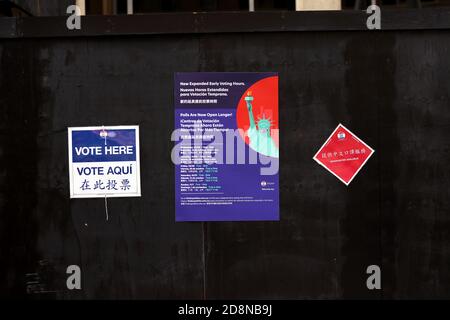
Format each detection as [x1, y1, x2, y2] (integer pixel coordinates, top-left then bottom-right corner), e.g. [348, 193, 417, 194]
[199, 32, 386, 299]
[0, 28, 449, 299]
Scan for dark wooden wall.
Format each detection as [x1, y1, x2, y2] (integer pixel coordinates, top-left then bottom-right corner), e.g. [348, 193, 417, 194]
[9, 0, 73, 16]
[0, 11, 449, 299]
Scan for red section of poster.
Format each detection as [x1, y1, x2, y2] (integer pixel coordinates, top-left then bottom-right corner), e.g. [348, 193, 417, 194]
[236, 76, 279, 148]
[313, 124, 375, 186]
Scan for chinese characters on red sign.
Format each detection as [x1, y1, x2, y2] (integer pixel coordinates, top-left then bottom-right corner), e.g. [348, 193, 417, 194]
[313, 124, 375, 186]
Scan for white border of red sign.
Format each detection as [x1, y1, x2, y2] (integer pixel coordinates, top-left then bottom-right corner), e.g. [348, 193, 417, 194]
[68, 125, 141, 198]
[313, 123, 375, 186]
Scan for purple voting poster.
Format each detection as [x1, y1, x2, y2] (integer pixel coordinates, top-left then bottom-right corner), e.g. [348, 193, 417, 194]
[173, 72, 279, 221]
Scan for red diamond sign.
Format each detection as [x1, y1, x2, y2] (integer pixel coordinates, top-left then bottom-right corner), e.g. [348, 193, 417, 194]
[313, 124, 375, 186]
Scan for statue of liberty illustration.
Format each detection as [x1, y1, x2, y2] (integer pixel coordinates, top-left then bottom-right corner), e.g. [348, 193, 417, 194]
[244, 91, 279, 158]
